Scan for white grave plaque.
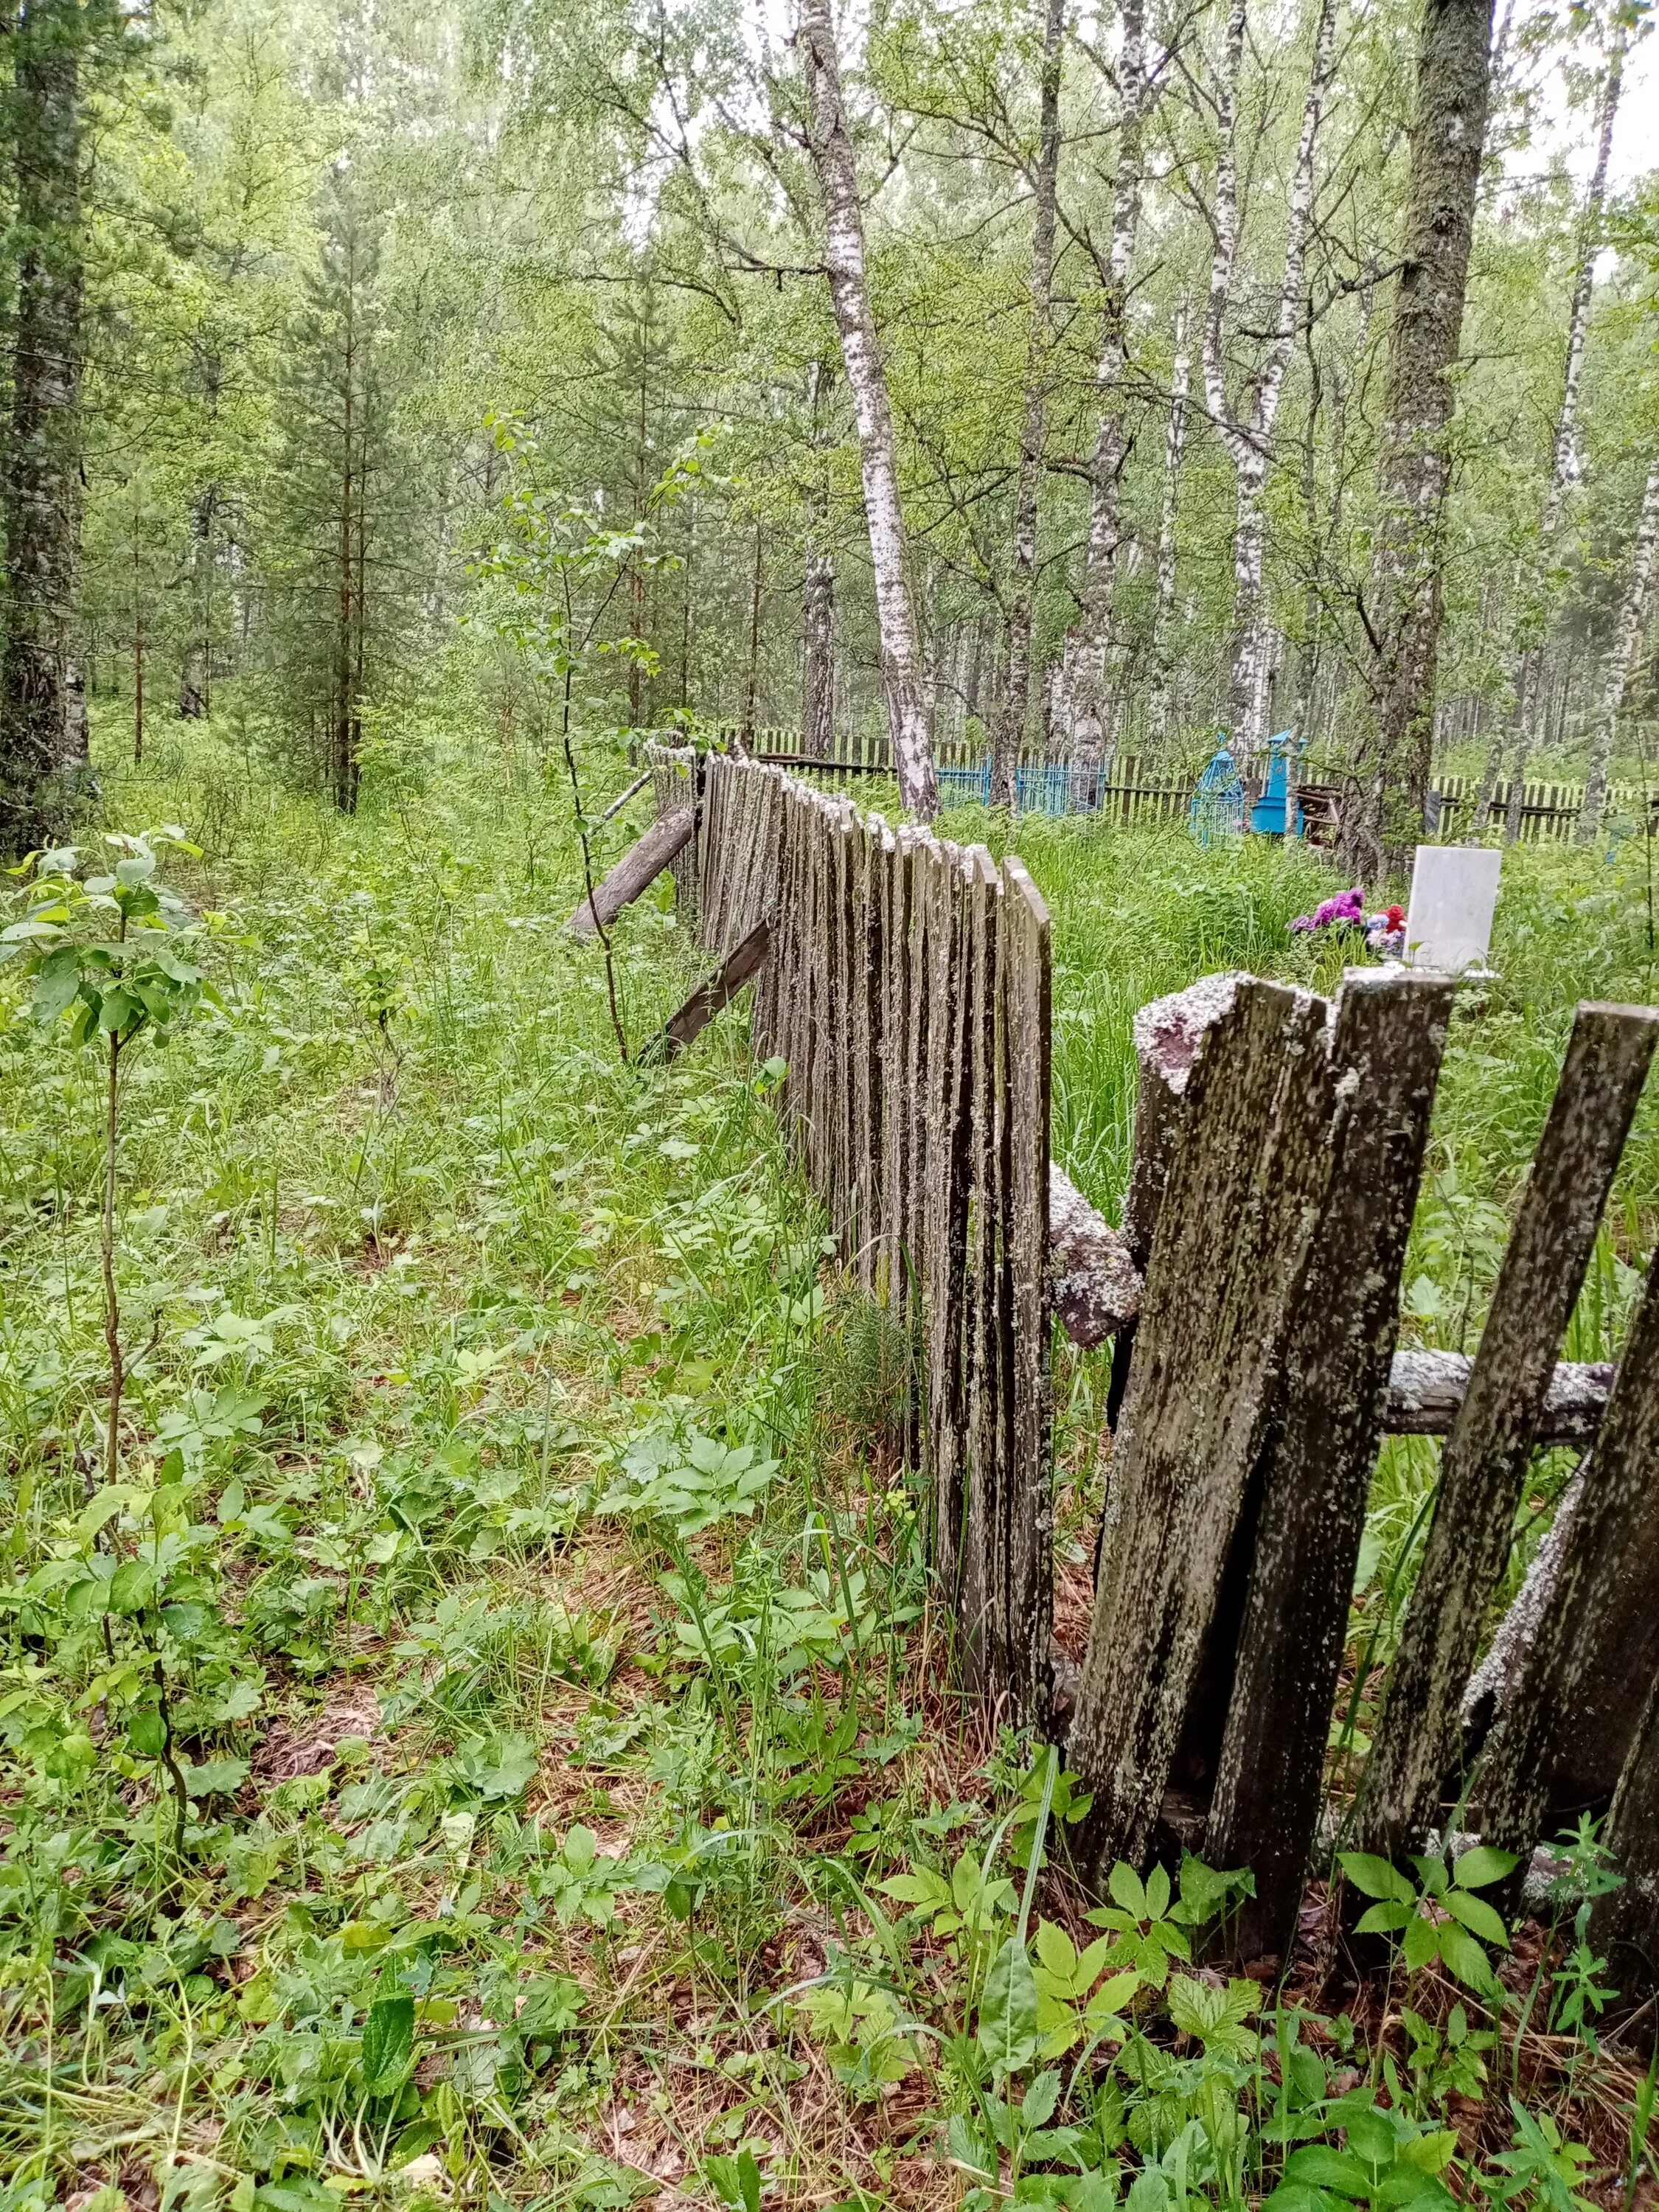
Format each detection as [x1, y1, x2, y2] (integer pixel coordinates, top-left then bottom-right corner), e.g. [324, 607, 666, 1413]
[1405, 845, 1501, 973]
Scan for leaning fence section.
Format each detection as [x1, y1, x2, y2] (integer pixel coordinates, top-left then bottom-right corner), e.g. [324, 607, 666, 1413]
[681, 747, 1055, 1727]
[639, 742, 1659, 1989]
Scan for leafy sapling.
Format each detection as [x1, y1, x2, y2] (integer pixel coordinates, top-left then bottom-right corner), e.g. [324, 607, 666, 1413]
[4, 828, 220, 1856]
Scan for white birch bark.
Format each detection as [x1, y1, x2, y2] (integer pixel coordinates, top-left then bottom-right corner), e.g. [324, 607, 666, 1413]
[1546, 35, 1623, 536]
[1202, 0, 1338, 765]
[994, 0, 1067, 809]
[1146, 296, 1192, 740]
[1578, 456, 1659, 843]
[1065, 0, 1147, 785]
[1506, 34, 1624, 838]
[798, 0, 937, 817]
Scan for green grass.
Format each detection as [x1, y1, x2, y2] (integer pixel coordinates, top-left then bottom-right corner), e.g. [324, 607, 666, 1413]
[1, 720, 1655, 2212]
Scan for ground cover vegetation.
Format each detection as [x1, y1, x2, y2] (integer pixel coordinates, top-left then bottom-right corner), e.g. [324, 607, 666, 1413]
[5, 0, 1659, 2203]
[4, 715, 1659, 2212]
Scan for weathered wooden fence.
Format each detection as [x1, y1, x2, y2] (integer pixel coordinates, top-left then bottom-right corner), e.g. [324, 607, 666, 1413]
[713, 733, 1649, 840]
[686, 748, 1057, 1721]
[638, 745, 1659, 1983]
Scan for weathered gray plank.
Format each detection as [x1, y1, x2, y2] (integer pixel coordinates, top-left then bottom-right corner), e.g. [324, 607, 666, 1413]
[1206, 970, 1454, 1964]
[1357, 1001, 1659, 1860]
[1107, 973, 1251, 1430]
[1586, 1660, 1659, 2006]
[639, 919, 771, 1065]
[1475, 1246, 1659, 1857]
[1385, 1351, 1614, 1444]
[1049, 1167, 1141, 1346]
[964, 860, 1008, 1679]
[566, 806, 694, 939]
[1002, 857, 1054, 1731]
[1069, 981, 1340, 1877]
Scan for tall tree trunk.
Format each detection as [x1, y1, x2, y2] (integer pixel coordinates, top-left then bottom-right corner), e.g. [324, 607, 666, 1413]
[1343, 0, 1495, 881]
[802, 552, 836, 757]
[802, 358, 837, 757]
[1147, 296, 1192, 745]
[1066, 0, 1147, 794]
[993, 0, 1067, 809]
[1503, 35, 1623, 837]
[798, 0, 937, 818]
[1203, 0, 1338, 768]
[0, 0, 88, 859]
[1579, 457, 1659, 843]
[742, 520, 764, 747]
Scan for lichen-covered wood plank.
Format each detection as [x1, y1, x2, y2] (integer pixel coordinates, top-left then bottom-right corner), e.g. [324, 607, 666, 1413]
[1002, 857, 1054, 1731]
[1206, 970, 1453, 1963]
[1049, 1167, 1141, 1345]
[1475, 1247, 1659, 1857]
[964, 860, 1006, 1680]
[1386, 1352, 1613, 1444]
[1068, 981, 1340, 1877]
[1587, 1664, 1659, 2008]
[926, 847, 976, 1583]
[647, 742, 698, 923]
[1358, 1001, 1659, 1860]
[566, 807, 695, 939]
[942, 847, 995, 1611]
[878, 830, 912, 1321]
[1106, 973, 1249, 1430]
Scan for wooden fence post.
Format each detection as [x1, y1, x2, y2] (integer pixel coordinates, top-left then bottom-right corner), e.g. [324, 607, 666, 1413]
[1475, 1245, 1659, 1871]
[1001, 858, 1054, 1729]
[1205, 971, 1455, 1961]
[1356, 1002, 1659, 1860]
[1068, 981, 1342, 1877]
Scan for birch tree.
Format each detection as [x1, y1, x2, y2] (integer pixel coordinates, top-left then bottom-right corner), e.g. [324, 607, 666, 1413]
[1146, 293, 1192, 738]
[1200, 0, 1339, 768]
[1499, 27, 1625, 840]
[1577, 457, 1659, 842]
[1063, 0, 1148, 789]
[798, 0, 938, 818]
[992, 0, 1067, 808]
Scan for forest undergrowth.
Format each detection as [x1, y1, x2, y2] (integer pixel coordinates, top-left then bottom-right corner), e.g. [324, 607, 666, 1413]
[4, 722, 1659, 2212]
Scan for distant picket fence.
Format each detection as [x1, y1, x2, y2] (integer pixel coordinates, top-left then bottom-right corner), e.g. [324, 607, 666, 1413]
[641, 742, 1659, 1989]
[715, 731, 1649, 841]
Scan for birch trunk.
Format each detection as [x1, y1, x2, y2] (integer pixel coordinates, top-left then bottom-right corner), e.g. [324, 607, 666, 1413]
[799, 0, 938, 818]
[1147, 296, 1192, 742]
[0, 0, 88, 859]
[1202, 0, 1338, 766]
[993, 0, 1067, 810]
[1503, 37, 1623, 837]
[1579, 457, 1659, 843]
[803, 552, 836, 757]
[1065, 0, 1146, 789]
[1343, 0, 1495, 880]
[803, 358, 838, 758]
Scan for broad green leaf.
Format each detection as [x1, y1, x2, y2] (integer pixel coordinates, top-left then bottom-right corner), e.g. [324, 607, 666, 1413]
[127, 1709, 167, 1756]
[1338, 1852, 1414, 1903]
[1354, 1901, 1411, 1935]
[1284, 2146, 1371, 2194]
[978, 1933, 1040, 2074]
[1435, 1920, 1498, 1992]
[1022, 2068, 1061, 2126]
[361, 1994, 416, 2093]
[108, 1559, 155, 1615]
[1450, 1845, 1517, 1891]
[1402, 1912, 1440, 1971]
[1441, 1887, 1509, 1947]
